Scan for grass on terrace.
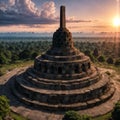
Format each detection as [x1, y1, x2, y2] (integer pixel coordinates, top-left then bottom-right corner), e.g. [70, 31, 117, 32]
[95, 62, 120, 73]
[0, 60, 33, 76]
[11, 112, 29, 120]
[92, 113, 111, 120]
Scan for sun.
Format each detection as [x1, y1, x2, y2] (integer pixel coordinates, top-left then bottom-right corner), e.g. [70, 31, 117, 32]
[113, 17, 120, 27]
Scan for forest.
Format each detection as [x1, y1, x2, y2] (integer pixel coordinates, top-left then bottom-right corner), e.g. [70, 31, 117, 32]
[0, 39, 120, 76]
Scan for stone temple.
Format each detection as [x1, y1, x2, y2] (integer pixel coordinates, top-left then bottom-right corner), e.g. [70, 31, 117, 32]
[10, 6, 118, 116]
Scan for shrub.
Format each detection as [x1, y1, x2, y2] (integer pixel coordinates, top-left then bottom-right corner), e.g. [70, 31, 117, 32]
[84, 50, 96, 62]
[19, 49, 31, 60]
[114, 59, 120, 66]
[89, 54, 97, 62]
[112, 102, 120, 120]
[0, 95, 10, 118]
[93, 48, 99, 57]
[98, 55, 105, 62]
[11, 54, 19, 61]
[106, 57, 114, 64]
[84, 50, 91, 56]
[62, 111, 80, 120]
[0, 53, 8, 64]
[62, 111, 91, 120]
[31, 52, 39, 59]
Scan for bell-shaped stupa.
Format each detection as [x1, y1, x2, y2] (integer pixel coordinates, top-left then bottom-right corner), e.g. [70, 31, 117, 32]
[12, 6, 116, 112]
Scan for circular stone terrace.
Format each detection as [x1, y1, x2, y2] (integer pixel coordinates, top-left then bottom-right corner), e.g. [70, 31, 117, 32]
[0, 67, 120, 120]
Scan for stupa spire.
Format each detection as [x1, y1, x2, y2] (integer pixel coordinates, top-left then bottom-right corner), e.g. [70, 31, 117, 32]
[52, 5, 74, 49]
[60, 6, 66, 28]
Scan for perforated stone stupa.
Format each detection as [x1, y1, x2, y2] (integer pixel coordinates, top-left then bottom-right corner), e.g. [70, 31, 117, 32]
[12, 6, 116, 112]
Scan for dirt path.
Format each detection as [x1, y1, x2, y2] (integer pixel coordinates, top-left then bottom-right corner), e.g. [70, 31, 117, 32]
[0, 66, 28, 94]
[0, 67, 28, 85]
[98, 67, 120, 82]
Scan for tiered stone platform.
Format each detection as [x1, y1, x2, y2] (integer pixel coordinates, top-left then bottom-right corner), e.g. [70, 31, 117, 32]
[11, 6, 117, 114]
[12, 68, 115, 111]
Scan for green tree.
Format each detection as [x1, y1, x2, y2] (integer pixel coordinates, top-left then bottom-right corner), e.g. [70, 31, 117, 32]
[11, 54, 19, 62]
[93, 48, 99, 57]
[0, 53, 8, 64]
[106, 57, 114, 64]
[0, 95, 10, 119]
[63, 111, 80, 120]
[4, 50, 12, 60]
[31, 52, 39, 59]
[19, 49, 31, 60]
[98, 55, 105, 62]
[89, 54, 96, 62]
[112, 102, 120, 120]
[62, 111, 91, 120]
[84, 50, 91, 56]
[114, 59, 120, 66]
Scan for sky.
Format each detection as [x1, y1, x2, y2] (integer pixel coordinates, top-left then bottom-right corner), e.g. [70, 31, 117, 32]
[0, 0, 119, 33]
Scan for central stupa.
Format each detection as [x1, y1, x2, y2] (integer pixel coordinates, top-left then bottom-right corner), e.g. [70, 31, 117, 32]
[12, 6, 115, 112]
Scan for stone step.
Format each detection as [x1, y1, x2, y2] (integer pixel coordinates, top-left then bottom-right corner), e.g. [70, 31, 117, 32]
[12, 83, 115, 111]
[26, 67, 99, 83]
[33, 69, 93, 80]
[16, 73, 109, 95]
[23, 68, 100, 90]
[41, 53, 85, 61]
[15, 74, 111, 104]
[24, 74, 100, 90]
[36, 55, 89, 63]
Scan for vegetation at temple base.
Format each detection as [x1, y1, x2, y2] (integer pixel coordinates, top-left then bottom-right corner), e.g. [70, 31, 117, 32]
[92, 113, 111, 120]
[62, 110, 112, 120]
[62, 101, 120, 120]
[0, 95, 10, 119]
[11, 112, 28, 120]
[62, 111, 91, 120]
[0, 95, 28, 120]
[112, 102, 120, 120]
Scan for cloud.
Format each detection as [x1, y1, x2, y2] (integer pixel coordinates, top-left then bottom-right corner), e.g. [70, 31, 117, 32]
[9, 0, 15, 6]
[14, 0, 40, 16]
[67, 16, 91, 23]
[41, 1, 56, 19]
[0, 0, 57, 25]
[67, 19, 91, 23]
[0, 1, 8, 11]
[91, 25, 110, 28]
[0, 0, 92, 26]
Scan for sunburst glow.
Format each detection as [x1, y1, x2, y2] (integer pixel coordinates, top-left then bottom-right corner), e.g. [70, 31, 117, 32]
[113, 17, 120, 27]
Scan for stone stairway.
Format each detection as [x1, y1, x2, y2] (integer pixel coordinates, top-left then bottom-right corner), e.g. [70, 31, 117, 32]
[12, 74, 115, 111]
[11, 66, 115, 111]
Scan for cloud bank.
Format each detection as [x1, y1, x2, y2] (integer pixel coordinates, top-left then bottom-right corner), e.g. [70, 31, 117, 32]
[0, 0, 91, 26]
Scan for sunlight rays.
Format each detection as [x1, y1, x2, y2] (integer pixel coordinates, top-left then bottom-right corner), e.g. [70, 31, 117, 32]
[114, 0, 120, 57]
